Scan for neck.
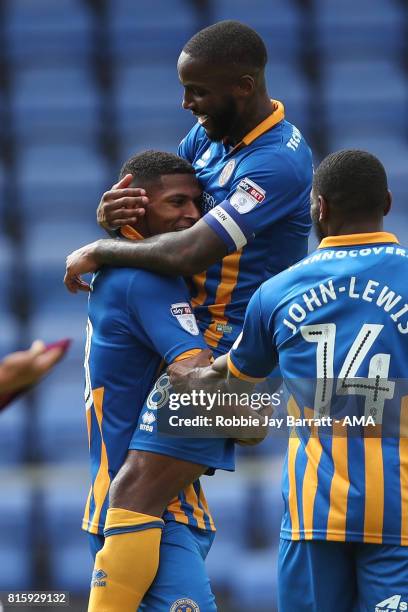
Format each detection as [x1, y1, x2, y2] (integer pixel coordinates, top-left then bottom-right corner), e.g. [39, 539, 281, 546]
[327, 219, 384, 236]
[227, 93, 274, 145]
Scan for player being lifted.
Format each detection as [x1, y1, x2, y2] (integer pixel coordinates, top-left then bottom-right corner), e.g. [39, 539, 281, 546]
[65, 21, 313, 611]
[171, 150, 408, 611]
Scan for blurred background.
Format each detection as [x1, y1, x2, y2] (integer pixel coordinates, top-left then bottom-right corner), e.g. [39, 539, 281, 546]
[0, 0, 408, 610]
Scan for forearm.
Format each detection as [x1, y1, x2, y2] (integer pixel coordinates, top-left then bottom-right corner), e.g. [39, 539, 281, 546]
[93, 233, 198, 277]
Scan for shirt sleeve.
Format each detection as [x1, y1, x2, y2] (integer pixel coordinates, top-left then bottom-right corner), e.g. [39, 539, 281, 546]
[228, 285, 278, 380]
[127, 271, 207, 364]
[203, 148, 311, 252]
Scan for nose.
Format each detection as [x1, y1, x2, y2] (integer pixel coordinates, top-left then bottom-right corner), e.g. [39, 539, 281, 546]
[184, 202, 201, 222]
[182, 90, 195, 111]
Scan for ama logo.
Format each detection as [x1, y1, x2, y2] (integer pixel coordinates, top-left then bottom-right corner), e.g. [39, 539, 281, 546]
[375, 596, 408, 611]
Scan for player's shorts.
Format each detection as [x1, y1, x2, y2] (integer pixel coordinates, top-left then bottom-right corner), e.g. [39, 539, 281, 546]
[129, 353, 281, 473]
[278, 538, 408, 612]
[88, 521, 217, 611]
[129, 353, 235, 472]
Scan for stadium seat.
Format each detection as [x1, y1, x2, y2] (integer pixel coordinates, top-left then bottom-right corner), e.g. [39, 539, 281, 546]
[107, 0, 197, 62]
[41, 481, 93, 591]
[212, 0, 302, 62]
[17, 144, 110, 225]
[314, 0, 406, 60]
[23, 219, 100, 318]
[0, 398, 28, 465]
[11, 66, 102, 146]
[113, 62, 195, 154]
[34, 375, 88, 463]
[0, 482, 34, 589]
[265, 63, 311, 139]
[323, 60, 408, 135]
[4, 0, 95, 66]
[0, 313, 20, 359]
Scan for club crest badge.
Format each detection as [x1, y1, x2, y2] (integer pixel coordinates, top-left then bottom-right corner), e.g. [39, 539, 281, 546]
[218, 159, 236, 186]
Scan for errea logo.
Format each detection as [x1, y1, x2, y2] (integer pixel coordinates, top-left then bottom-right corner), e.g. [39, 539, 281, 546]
[375, 595, 408, 611]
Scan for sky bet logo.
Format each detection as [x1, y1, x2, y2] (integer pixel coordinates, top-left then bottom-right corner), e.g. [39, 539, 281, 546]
[375, 595, 408, 611]
[238, 178, 265, 203]
[171, 305, 193, 316]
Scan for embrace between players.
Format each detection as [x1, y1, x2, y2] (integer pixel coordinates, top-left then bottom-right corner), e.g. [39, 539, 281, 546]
[65, 20, 408, 612]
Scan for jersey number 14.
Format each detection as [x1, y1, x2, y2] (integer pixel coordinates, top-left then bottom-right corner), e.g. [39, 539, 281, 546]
[301, 323, 395, 422]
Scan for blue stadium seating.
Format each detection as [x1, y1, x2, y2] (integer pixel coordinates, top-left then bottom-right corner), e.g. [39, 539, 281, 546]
[11, 66, 102, 146]
[41, 481, 93, 591]
[0, 313, 20, 359]
[265, 63, 311, 139]
[4, 0, 95, 66]
[0, 399, 28, 465]
[17, 144, 110, 225]
[323, 60, 408, 135]
[24, 220, 99, 326]
[107, 0, 197, 61]
[212, 0, 302, 62]
[0, 482, 34, 589]
[34, 375, 88, 463]
[315, 0, 406, 60]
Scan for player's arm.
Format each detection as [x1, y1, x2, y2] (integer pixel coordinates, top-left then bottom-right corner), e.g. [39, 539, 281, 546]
[65, 218, 228, 292]
[0, 340, 65, 394]
[169, 290, 278, 443]
[128, 271, 211, 366]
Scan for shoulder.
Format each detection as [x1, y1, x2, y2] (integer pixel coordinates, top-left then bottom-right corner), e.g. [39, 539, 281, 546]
[179, 124, 209, 160]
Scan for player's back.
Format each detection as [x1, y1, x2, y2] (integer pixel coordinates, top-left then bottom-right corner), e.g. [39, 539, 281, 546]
[262, 232, 408, 545]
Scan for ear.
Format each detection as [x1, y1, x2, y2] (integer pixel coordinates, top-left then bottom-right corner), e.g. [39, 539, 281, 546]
[235, 74, 256, 97]
[384, 190, 392, 216]
[318, 195, 329, 222]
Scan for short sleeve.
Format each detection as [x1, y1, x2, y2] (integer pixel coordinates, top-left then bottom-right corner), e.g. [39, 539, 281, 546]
[203, 145, 312, 252]
[228, 285, 278, 380]
[128, 271, 207, 364]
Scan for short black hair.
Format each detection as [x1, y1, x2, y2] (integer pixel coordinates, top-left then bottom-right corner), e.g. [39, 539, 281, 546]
[119, 150, 195, 184]
[183, 20, 267, 74]
[313, 149, 388, 214]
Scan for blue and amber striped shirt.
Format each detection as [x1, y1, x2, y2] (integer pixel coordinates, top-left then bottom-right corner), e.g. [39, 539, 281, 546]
[179, 101, 312, 353]
[229, 232, 408, 545]
[82, 253, 214, 535]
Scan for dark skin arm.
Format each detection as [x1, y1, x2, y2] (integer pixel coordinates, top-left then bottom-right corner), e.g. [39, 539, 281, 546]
[64, 218, 227, 293]
[64, 172, 228, 292]
[168, 354, 272, 445]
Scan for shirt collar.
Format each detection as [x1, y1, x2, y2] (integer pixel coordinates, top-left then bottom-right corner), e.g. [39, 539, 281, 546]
[228, 99, 285, 154]
[120, 225, 144, 240]
[318, 232, 399, 249]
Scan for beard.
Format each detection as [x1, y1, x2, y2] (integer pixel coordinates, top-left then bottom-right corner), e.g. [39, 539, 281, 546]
[205, 97, 239, 142]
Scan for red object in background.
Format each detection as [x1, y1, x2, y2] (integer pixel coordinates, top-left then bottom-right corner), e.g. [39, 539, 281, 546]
[0, 338, 72, 411]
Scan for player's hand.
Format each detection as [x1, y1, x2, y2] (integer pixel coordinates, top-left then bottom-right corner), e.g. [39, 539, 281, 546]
[97, 174, 149, 230]
[0, 340, 65, 394]
[64, 241, 100, 293]
[168, 349, 214, 392]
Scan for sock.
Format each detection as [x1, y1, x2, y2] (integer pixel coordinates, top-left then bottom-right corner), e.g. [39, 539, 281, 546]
[88, 507, 164, 612]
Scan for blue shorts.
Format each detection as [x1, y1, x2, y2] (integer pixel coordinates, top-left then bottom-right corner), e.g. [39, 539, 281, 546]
[278, 538, 408, 612]
[88, 521, 216, 611]
[129, 367, 235, 473]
